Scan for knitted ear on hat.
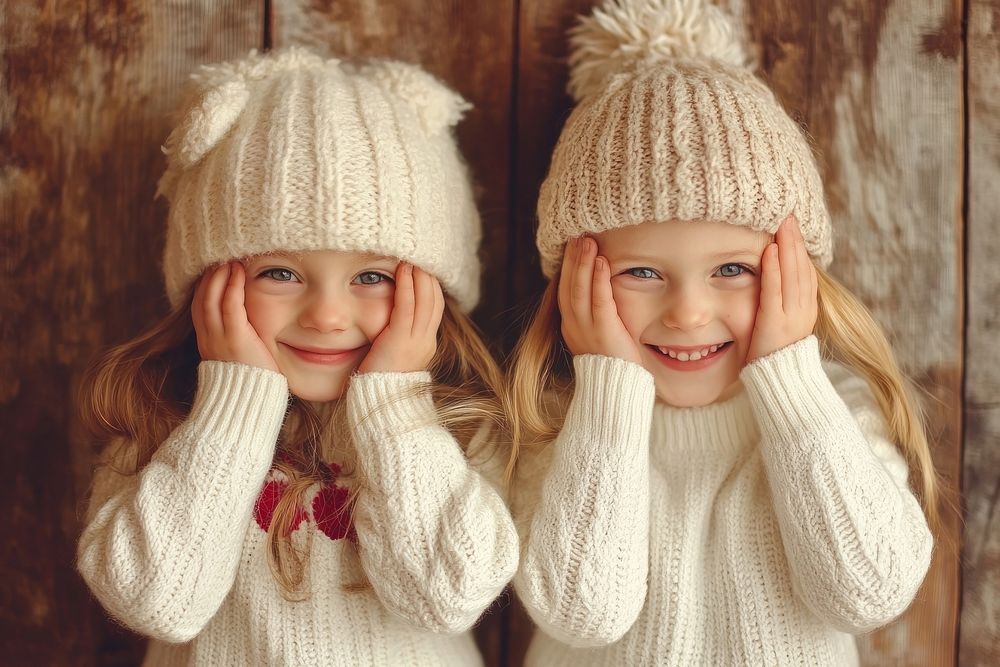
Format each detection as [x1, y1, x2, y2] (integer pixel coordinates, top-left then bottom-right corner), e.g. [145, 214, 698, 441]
[159, 48, 331, 176]
[567, 0, 749, 101]
[161, 78, 250, 169]
[361, 60, 471, 134]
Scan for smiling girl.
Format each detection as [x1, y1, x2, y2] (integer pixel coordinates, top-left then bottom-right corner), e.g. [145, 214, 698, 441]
[76, 49, 517, 666]
[507, 1, 939, 665]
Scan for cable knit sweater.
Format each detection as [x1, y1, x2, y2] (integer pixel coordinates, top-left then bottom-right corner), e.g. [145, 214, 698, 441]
[77, 361, 518, 666]
[513, 336, 933, 666]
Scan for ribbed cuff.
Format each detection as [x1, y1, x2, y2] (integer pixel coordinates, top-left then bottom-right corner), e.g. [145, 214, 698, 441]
[346, 370, 437, 439]
[569, 354, 656, 450]
[186, 361, 289, 450]
[739, 336, 853, 443]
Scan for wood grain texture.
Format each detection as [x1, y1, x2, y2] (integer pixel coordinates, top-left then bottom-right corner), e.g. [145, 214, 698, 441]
[0, 1, 261, 663]
[961, 0, 1000, 662]
[508, 0, 595, 340]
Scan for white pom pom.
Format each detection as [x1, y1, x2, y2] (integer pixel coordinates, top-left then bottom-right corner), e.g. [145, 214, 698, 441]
[568, 0, 748, 101]
[362, 60, 471, 134]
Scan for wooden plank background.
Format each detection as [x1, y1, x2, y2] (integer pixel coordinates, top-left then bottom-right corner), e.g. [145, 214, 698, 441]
[0, 0, 987, 664]
[961, 0, 1000, 662]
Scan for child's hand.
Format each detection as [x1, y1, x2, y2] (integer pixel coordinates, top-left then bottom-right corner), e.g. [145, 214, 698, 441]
[746, 215, 818, 363]
[558, 237, 643, 365]
[191, 262, 280, 373]
[358, 263, 443, 374]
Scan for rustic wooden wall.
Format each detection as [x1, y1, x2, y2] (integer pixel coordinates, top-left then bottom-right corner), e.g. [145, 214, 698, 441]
[0, 0, 988, 664]
[962, 0, 1000, 662]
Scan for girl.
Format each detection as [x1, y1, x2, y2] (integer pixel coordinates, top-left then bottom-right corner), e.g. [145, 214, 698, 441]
[507, 1, 938, 664]
[77, 48, 518, 666]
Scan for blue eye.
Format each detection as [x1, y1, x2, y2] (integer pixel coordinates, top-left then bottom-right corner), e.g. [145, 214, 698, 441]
[259, 268, 297, 282]
[354, 271, 392, 285]
[716, 263, 750, 278]
[626, 267, 659, 280]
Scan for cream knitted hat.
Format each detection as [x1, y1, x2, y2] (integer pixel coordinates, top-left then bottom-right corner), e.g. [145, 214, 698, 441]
[157, 48, 482, 312]
[536, 0, 833, 277]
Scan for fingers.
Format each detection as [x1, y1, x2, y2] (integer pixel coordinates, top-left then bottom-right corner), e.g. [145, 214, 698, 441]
[221, 262, 248, 335]
[411, 266, 442, 336]
[557, 238, 578, 317]
[788, 215, 812, 309]
[760, 242, 781, 312]
[591, 256, 615, 321]
[390, 262, 416, 329]
[572, 239, 597, 324]
[202, 262, 231, 339]
[776, 216, 799, 310]
[558, 237, 599, 331]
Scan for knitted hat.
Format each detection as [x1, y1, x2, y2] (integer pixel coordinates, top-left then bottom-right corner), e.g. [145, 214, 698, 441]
[536, 0, 833, 277]
[157, 48, 482, 312]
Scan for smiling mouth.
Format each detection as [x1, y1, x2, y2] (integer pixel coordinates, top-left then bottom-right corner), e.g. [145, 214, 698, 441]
[281, 343, 365, 365]
[646, 340, 734, 362]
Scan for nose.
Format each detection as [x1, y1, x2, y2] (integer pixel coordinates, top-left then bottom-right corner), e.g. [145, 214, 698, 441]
[298, 288, 351, 333]
[660, 283, 711, 331]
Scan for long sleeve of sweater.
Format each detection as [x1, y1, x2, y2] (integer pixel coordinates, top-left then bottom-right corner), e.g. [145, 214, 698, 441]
[345, 371, 519, 635]
[77, 362, 289, 642]
[739, 336, 933, 633]
[513, 354, 656, 647]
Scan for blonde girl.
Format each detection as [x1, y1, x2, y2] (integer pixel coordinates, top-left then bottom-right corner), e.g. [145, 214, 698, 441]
[507, 1, 938, 665]
[77, 48, 517, 666]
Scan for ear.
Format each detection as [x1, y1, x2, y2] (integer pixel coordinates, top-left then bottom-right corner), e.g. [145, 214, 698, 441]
[162, 78, 250, 169]
[361, 60, 471, 134]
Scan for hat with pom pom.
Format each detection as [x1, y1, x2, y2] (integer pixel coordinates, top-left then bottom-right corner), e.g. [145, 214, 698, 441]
[536, 0, 833, 276]
[157, 47, 482, 312]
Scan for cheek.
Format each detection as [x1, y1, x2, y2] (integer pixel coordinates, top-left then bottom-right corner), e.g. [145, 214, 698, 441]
[356, 297, 394, 340]
[243, 291, 284, 341]
[608, 288, 649, 337]
[721, 290, 760, 342]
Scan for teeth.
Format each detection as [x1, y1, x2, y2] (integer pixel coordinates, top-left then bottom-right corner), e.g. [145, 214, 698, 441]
[656, 342, 727, 362]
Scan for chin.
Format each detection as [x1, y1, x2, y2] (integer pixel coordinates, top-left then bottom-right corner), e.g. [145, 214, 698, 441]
[287, 381, 348, 403]
[654, 383, 728, 408]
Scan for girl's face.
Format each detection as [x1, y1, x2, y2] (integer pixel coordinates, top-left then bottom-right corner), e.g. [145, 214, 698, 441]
[595, 220, 771, 407]
[243, 250, 398, 402]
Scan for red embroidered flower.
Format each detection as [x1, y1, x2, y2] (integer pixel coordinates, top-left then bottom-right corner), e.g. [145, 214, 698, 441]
[253, 479, 308, 535]
[253, 461, 355, 541]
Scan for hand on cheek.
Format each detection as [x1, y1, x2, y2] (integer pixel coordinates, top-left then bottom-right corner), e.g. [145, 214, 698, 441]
[557, 237, 642, 365]
[191, 261, 281, 373]
[358, 263, 444, 374]
[746, 215, 818, 364]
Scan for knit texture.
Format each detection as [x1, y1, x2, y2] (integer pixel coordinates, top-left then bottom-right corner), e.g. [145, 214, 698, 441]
[513, 337, 932, 665]
[157, 48, 482, 312]
[77, 362, 518, 665]
[535, 0, 832, 277]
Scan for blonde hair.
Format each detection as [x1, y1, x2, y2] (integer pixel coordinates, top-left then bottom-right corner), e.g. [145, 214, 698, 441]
[79, 287, 506, 599]
[505, 264, 945, 538]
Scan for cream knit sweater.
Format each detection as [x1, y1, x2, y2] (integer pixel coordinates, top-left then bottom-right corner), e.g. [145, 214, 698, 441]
[77, 362, 518, 666]
[513, 336, 933, 666]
